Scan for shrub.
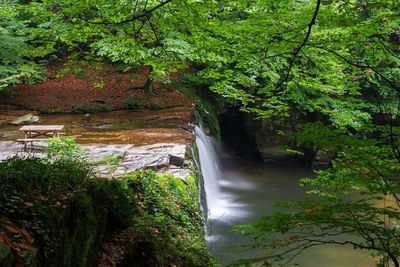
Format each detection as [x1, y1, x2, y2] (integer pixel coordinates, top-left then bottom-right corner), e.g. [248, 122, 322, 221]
[145, 103, 162, 111]
[0, 88, 16, 104]
[70, 103, 113, 113]
[47, 136, 88, 159]
[122, 96, 143, 110]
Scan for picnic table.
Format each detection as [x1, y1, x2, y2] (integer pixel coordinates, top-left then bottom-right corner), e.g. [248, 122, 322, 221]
[17, 125, 65, 150]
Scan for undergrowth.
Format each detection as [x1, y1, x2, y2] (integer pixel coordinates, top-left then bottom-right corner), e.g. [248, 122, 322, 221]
[0, 157, 212, 266]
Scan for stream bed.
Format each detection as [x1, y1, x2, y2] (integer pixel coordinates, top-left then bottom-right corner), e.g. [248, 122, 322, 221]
[0, 108, 192, 145]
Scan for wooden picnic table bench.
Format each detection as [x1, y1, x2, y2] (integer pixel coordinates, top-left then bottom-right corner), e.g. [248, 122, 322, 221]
[17, 125, 65, 150]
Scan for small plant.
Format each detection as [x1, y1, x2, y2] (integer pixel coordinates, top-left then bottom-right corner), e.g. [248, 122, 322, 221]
[100, 154, 124, 166]
[71, 103, 113, 113]
[122, 96, 143, 110]
[93, 80, 105, 90]
[47, 136, 88, 159]
[99, 153, 125, 177]
[145, 103, 162, 111]
[74, 67, 88, 79]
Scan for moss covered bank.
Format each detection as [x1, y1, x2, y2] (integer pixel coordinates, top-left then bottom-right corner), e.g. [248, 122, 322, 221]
[0, 157, 213, 266]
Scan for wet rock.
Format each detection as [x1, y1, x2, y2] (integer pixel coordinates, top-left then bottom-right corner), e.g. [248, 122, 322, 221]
[315, 148, 336, 163]
[252, 118, 297, 162]
[311, 148, 336, 167]
[169, 155, 185, 166]
[10, 114, 39, 125]
[82, 113, 92, 121]
[160, 166, 192, 179]
[0, 141, 191, 179]
[311, 161, 330, 168]
[116, 143, 187, 173]
[257, 145, 295, 162]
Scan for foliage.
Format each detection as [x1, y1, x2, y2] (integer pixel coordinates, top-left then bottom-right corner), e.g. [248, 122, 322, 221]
[179, 77, 225, 138]
[70, 103, 113, 113]
[0, 157, 212, 266]
[99, 153, 125, 178]
[1, 0, 400, 265]
[47, 136, 88, 159]
[99, 154, 124, 166]
[0, 1, 56, 89]
[125, 170, 212, 266]
[122, 96, 144, 110]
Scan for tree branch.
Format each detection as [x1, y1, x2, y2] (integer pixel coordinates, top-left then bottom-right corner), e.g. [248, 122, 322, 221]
[79, 0, 174, 25]
[282, 0, 322, 84]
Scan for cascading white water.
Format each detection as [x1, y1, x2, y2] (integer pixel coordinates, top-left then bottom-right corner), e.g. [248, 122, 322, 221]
[194, 124, 221, 218]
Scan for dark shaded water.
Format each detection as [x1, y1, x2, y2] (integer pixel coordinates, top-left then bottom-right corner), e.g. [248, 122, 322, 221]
[205, 151, 375, 266]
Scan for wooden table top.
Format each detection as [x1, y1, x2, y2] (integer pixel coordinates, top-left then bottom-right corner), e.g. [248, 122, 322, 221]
[19, 125, 65, 131]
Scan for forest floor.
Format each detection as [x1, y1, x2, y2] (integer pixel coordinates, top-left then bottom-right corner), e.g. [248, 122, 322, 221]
[9, 63, 192, 112]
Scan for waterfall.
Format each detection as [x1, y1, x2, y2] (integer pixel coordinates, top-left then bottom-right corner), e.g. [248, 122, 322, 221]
[194, 124, 221, 218]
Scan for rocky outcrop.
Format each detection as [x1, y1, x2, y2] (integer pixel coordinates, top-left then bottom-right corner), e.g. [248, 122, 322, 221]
[84, 143, 191, 179]
[221, 109, 298, 162]
[252, 118, 299, 162]
[0, 141, 192, 179]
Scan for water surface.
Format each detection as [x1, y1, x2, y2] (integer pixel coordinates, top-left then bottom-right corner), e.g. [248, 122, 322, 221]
[0, 108, 192, 145]
[206, 151, 375, 266]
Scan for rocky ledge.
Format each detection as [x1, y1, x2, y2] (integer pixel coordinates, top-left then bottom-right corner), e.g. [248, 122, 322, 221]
[0, 141, 193, 179]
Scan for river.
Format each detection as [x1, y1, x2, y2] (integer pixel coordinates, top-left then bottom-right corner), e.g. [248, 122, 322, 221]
[195, 126, 376, 266]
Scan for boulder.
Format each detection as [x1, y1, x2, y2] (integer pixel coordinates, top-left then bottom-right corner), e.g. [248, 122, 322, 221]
[81, 143, 189, 178]
[169, 155, 185, 166]
[251, 118, 298, 162]
[10, 114, 39, 125]
[82, 113, 92, 121]
[257, 145, 295, 162]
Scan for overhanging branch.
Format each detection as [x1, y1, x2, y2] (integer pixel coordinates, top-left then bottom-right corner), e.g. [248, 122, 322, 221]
[79, 0, 174, 25]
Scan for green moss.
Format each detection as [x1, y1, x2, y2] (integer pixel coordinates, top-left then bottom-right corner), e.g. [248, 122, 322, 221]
[174, 77, 225, 139]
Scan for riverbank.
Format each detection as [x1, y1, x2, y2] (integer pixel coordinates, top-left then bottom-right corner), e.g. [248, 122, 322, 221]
[0, 157, 212, 266]
[0, 104, 214, 266]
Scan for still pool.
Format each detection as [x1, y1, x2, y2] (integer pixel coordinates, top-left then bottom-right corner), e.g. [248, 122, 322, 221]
[204, 151, 376, 267]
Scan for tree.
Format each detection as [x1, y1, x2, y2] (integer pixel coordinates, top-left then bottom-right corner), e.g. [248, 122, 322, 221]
[0, 0, 57, 89]
[1, 0, 399, 264]
[214, 1, 400, 265]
